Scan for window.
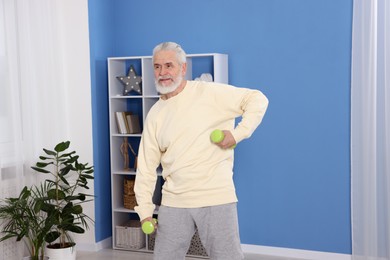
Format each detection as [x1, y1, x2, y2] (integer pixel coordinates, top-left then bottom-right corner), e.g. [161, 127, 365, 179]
[0, 0, 21, 170]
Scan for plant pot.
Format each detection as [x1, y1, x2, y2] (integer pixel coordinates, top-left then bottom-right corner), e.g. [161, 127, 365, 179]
[45, 243, 76, 260]
[22, 257, 49, 260]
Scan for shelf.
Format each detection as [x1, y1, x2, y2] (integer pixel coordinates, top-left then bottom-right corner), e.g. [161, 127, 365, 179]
[112, 170, 136, 175]
[113, 206, 160, 214]
[112, 170, 162, 177]
[112, 134, 142, 138]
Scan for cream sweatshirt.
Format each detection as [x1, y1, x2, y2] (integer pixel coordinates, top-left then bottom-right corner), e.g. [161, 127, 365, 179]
[134, 80, 268, 220]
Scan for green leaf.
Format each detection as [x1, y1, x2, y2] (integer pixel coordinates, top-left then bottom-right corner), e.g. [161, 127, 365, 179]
[81, 174, 94, 180]
[60, 165, 72, 176]
[43, 148, 57, 156]
[33, 199, 44, 213]
[35, 162, 52, 168]
[71, 205, 83, 214]
[84, 169, 94, 174]
[47, 189, 65, 200]
[31, 166, 51, 174]
[46, 210, 60, 224]
[59, 174, 70, 186]
[66, 225, 84, 234]
[65, 195, 82, 202]
[78, 194, 86, 201]
[62, 202, 73, 214]
[0, 233, 18, 242]
[67, 156, 78, 165]
[19, 186, 31, 200]
[59, 151, 76, 158]
[55, 141, 70, 152]
[16, 228, 27, 241]
[40, 202, 55, 213]
[63, 213, 75, 223]
[45, 231, 60, 243]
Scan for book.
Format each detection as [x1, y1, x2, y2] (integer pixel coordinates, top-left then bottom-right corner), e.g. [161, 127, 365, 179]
[115, 112, 127, 134]
[125, 114, 141, 134]
[116, 111, 141, 134]
[122, 112, 132, 133]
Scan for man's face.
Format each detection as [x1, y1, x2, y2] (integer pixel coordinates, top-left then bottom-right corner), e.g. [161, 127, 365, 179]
[153, 50, 185, 94]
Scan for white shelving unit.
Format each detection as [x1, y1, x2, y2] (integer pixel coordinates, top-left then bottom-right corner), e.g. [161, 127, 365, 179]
[108, 53, 228, 255]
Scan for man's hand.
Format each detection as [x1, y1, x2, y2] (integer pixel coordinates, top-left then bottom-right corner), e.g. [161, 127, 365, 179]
[216, 130, 236, 149]
[141, 217, 158, 234]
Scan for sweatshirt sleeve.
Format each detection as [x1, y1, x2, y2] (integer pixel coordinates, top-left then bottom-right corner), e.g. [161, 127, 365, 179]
[134, 115, 162, 221]
[231, 88, 269, 143]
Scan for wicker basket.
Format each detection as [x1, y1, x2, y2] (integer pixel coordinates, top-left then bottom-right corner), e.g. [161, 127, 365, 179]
[123, 177, 137, 209]
[124, 178, 135, 195]
[116, 220, 145, 249]
[124, 194, 137, 209]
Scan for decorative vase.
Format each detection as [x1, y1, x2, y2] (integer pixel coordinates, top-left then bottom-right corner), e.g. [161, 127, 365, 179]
[45, 243, 76, 260]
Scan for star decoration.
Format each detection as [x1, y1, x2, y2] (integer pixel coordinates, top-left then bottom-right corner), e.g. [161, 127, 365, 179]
[116, 65, 142, 95]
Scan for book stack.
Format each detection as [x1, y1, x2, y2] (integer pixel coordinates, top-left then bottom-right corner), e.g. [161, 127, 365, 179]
[115, 112, 141, 134]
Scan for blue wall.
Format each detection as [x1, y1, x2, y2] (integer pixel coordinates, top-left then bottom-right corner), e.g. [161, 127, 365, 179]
[88, 0, 114, 243]
[89, 0, 352, 254]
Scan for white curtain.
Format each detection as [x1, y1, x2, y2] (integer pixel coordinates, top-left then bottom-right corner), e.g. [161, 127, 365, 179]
[351, 0, 390, 260]
[0, 1, 70, 259]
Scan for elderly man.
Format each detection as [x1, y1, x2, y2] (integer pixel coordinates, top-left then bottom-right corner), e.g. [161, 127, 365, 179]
[134, 42, 268, 260]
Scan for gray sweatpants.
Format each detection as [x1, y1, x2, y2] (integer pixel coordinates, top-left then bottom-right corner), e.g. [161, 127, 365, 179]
[153, 203, 244, 260]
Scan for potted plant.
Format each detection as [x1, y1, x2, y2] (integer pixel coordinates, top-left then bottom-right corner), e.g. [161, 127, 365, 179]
[31, 141, 94, 260]
[0, 185, 51, 260]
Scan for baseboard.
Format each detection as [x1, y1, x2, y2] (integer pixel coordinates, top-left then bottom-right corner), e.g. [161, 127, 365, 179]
[241, 244, 351, 260]
[76, 237, 351, 260]
[76, 237, 112, 252]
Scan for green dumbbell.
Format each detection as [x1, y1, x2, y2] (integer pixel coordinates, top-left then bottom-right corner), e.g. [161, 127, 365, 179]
[142, 218, 158, 234]
[210, 129, 224, 143]
[210, 129, 236, 148]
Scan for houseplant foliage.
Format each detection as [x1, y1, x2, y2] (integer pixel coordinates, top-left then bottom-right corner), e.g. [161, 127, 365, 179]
[0, 185, 51, 260]
[31, 141, 94, 249]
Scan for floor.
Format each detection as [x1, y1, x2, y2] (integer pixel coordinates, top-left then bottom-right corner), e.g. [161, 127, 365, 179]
[78, 249, 304, 260]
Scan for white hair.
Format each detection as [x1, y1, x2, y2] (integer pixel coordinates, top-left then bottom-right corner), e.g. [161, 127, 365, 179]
[152, 42, 187, 64]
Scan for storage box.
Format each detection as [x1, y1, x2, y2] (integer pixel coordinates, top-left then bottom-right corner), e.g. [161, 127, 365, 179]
[186, 229, 208, 257]
[115, 220, 145, 249]
[148, 233, 155, 251]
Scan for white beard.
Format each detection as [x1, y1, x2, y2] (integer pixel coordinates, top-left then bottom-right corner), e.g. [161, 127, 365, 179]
[155, 74, 183, 94]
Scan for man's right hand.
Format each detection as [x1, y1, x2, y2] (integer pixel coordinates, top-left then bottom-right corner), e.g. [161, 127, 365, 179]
[141, 217, 158, 234]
